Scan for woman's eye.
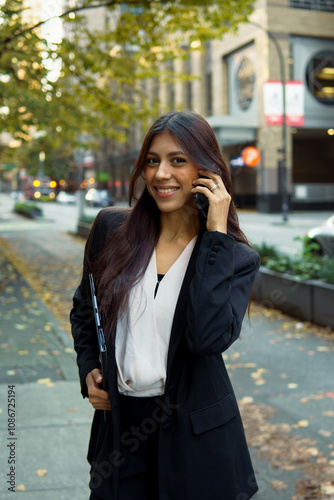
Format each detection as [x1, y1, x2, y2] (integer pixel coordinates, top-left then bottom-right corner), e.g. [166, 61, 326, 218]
[173, 157, 186, 165]
[146, 157, 158, 165]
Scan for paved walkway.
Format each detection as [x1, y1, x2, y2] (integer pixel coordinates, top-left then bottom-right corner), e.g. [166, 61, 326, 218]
[0, 251, 91, 499]
[0, 198, 333, 499]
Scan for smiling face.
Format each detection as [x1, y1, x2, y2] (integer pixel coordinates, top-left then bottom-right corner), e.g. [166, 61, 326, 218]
[144, 132, 199, 215]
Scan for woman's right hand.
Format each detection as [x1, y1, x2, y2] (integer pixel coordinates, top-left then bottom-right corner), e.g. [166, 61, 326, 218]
[85, 369, 111, 411]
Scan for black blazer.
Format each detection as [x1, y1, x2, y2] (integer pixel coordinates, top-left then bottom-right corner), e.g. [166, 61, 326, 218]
[70, 209, 260, 500]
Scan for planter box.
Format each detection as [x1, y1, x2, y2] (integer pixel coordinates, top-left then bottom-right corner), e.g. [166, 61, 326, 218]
[255, 267, 334, 328]
[311, 280, 334, 328]
[30, 208, 43, 219]
[252, 269, 262, 302]
[77, 221, 92, 239]
[257, 267, 313, 322]
[15, 207, 43, 219]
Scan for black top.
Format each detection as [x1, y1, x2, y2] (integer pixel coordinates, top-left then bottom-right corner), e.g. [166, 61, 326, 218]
[154, 273, 165, 298]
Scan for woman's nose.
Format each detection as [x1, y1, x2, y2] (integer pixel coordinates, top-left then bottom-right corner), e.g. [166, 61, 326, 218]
[155, 161, 171, 179]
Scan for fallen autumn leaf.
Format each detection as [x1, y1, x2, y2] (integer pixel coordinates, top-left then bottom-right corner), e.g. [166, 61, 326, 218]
[36, 469, 48, 477]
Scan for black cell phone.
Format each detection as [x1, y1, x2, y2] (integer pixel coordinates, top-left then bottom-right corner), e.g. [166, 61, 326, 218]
[194, 192, 209, 218]
[194, 174, 210, 218]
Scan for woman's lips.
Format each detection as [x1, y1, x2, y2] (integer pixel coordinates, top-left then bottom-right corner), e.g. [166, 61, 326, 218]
[154, 186, 180, 198]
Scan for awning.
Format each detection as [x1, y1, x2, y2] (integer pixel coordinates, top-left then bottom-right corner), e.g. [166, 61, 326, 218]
[0, 163, 18, 170]
[206, 115, 258, 146]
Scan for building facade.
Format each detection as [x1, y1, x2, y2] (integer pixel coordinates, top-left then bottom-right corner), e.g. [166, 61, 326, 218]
[159, 0, 334, 212]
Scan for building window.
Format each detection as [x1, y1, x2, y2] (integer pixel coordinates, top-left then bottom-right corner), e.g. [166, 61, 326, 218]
[206, 72, 212, 116]
[185, 57, 192, 110]
[169, 82, 175, 110]
[235, 57, 255, 111]
[163, 59, 175, 109]
[205, 43, 212, 116]
[290, 0, 334, 12]
[152, 77, 160, 105]
[306, 50, 334, 104]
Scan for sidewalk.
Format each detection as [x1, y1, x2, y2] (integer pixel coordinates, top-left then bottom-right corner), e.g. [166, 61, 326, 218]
[0, 202, 334, 499]
[0, 251, 92, 499]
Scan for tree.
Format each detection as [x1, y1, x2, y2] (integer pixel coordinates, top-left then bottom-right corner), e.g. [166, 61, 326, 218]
[0, 0, 56, 138]
[0, 0, 254, 179]
[51, 0, 255, 143]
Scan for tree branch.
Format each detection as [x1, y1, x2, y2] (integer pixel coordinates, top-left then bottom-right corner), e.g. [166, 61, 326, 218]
[3, 0, 148, 46]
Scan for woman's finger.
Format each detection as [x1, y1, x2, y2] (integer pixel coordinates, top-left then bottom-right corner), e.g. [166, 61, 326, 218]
[198, 169, 223, 186]
[192, 181, 226, 199]
[89, 394, 111, 410]
[91, 368, 103, 385]
[89, 388, 111, 410]
[91, 400, 111, 410]
[194, 171, 226, 193]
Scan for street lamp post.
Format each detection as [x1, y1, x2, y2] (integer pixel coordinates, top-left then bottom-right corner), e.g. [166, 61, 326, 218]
[251, 23, 289, 222]
[74, 149, 86, 220]
[38, 151, 45, 179]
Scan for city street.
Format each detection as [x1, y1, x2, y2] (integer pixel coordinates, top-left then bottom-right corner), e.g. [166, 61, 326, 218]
[2, 193, 333, 254]
[0, 192, 334, 499]
[1, 193, 104, 234]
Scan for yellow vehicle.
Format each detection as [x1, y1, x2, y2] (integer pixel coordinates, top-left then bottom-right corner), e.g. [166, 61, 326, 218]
[24, 177, 57, 201]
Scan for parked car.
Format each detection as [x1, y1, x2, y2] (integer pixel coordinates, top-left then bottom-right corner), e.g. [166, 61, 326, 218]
[85, 188, 114, 207]
[56, 191, 77, 204]
[306, 215, 334, 256]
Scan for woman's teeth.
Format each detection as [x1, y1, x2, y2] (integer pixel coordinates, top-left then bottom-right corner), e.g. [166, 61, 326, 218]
[157, 188, 179, 193]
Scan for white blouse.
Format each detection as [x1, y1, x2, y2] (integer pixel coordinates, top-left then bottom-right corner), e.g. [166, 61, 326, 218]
[115, 236, 197, 397]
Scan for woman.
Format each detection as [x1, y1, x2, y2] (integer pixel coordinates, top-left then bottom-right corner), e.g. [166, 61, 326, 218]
[71, 111, 260, 500]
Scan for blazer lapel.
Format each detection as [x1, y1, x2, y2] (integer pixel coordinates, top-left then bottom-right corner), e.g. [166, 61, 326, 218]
[166, 229, 205, 379]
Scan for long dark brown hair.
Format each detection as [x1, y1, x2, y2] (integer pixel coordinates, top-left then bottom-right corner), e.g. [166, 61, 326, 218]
[87, 111, 250, 344]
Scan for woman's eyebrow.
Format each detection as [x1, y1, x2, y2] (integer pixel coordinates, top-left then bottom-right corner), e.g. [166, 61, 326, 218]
[147, 150, 186, 157]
